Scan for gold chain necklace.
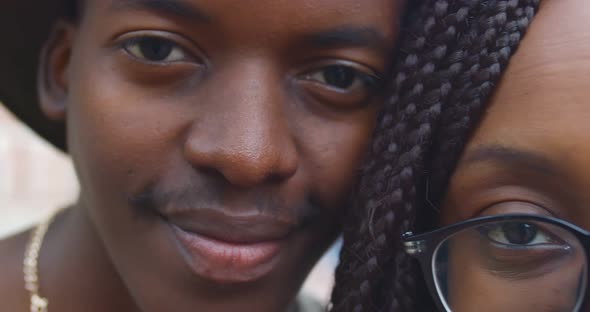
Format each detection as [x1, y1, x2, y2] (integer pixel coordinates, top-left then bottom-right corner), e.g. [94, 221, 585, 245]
[23, 213, 57, 312]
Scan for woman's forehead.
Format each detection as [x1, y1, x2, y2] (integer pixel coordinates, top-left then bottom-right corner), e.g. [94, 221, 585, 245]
[451, 0, 590, 222]
[464, 0, 590, 150]
[495, 0, 590, 93]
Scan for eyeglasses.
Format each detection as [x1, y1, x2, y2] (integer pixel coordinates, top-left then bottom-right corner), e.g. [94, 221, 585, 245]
[403, 214, 590, 312]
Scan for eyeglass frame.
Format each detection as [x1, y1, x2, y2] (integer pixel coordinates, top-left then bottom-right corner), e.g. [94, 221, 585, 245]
[402, 214, 590, 312]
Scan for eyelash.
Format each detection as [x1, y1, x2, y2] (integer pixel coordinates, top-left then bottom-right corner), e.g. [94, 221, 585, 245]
[303, 64, 382, 91]
[120, 36, 196, 64]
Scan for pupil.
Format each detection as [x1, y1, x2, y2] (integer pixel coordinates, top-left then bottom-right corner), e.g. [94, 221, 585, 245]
[323, 66, 356, 89]
[502, 222, 537, 245]
[139, 38, 173, 61]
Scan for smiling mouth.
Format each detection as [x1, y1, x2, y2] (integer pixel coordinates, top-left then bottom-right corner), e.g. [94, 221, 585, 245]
[159, 209, 296, 284]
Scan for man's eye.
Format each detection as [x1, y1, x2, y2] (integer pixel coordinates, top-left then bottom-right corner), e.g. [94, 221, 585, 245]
[305, 65, 379, 91]
[123, 37, 189, 63]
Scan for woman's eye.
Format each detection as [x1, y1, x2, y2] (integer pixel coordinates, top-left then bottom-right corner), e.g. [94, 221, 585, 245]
[485, 222, 554, 246]
[306, 65, 379, 91]
[123, 37, 189, 63]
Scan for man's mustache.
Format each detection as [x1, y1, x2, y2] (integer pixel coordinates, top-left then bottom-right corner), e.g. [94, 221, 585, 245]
[128, 180, 322, 227]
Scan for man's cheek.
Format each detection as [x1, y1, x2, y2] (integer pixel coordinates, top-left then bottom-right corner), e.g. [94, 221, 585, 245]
[312, 148, 366, 209]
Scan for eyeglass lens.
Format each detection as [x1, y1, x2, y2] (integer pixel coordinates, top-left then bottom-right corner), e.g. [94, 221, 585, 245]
[433, 219, 587, 312]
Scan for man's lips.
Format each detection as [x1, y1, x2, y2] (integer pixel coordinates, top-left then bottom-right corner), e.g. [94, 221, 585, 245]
[161, 209, 297, 244]
[159, 208, 296, 283]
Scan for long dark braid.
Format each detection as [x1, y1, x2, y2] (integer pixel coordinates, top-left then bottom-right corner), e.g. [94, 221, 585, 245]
[331, 1, 540, 311]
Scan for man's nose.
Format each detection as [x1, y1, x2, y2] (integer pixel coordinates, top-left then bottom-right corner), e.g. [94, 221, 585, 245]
[183, 62, 299, 187]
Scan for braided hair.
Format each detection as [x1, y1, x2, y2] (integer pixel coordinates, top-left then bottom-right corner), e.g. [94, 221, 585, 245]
[331, 1, 541, 311]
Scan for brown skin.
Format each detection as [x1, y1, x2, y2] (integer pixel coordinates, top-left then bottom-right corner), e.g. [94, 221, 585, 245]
[439, 0, 590, 310]
[444, 219, 585, 311]
[0, 0, 400, 311]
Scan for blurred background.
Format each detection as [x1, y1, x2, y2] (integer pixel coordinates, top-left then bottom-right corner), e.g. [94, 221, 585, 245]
[0, 103, 339, 304]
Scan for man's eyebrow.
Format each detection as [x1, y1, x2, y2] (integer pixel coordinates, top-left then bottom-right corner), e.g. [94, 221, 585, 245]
[302, 27, 389, 51]
[463, 145, 563, 178]
[110, 0, 212, 23]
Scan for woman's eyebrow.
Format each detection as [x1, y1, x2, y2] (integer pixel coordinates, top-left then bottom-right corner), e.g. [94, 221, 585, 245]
[463, 145, 564, 178]
[301, 26, 389, 51]
[110, 0, 213, 23]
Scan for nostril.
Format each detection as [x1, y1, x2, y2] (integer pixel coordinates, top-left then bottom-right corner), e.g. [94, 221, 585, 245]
[182, 116, 299, 187]
[218, 159, 296, 188]
[267, 172, 287, 184]
[184, 141, 298, 187]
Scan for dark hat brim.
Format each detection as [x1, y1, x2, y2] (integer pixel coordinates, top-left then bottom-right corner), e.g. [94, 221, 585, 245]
[1, 1, 70, 151]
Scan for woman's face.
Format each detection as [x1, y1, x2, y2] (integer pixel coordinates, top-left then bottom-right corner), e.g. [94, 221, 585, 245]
[48, 0, 399, 311]
[439, 0, 590, 311]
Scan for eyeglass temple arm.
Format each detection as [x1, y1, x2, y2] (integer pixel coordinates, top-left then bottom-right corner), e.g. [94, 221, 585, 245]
[402, 232, 426, 256]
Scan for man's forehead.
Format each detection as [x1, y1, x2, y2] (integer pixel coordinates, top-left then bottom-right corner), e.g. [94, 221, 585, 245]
[107, 0, 213, 22]
[80, 0, 396, 58]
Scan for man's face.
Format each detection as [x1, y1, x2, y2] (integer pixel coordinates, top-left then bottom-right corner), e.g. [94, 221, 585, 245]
[44, 0, 399, 310]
